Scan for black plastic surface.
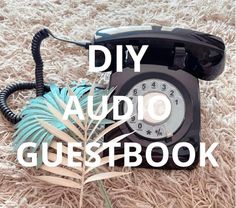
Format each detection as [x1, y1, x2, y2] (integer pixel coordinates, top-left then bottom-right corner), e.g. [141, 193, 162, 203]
[104, 65, 200, 169]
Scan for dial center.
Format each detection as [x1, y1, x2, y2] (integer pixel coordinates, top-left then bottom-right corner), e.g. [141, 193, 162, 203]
[143, 92, 172, 124]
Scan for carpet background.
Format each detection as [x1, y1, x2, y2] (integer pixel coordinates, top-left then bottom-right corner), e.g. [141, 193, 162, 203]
[0, 0, 235, 207]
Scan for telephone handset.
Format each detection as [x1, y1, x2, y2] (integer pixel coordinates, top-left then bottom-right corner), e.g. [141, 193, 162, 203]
[93, 25, 225, 80]
[98, 26, 225, 169]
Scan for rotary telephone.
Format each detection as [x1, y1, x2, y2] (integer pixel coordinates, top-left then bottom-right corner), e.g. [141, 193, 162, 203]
[0, 26, 225, 169]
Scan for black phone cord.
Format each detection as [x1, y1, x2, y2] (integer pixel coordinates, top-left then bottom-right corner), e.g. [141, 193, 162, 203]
[0, 29, 90, 124]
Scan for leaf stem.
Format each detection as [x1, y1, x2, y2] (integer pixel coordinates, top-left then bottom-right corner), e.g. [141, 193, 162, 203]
[96, 177, 113, 208]
[79, 127, 87, 208]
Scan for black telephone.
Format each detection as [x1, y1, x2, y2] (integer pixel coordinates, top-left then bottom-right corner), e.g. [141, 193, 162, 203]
[95, 26, 225, 169]
[0, 26, 225, 169]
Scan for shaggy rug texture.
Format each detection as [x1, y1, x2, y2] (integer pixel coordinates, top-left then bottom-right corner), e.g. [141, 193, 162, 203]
[0, 0, 235, 207]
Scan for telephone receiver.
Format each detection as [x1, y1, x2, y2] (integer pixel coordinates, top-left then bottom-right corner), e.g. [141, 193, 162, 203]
[95, 26, 225, 169]
[93, 25, 225, 80]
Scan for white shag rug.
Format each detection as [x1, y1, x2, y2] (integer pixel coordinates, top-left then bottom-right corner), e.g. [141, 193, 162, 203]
[0, 0, 235, 207]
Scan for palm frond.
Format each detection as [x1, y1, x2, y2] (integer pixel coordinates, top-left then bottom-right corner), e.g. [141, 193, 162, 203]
[34, 86, 132, 185]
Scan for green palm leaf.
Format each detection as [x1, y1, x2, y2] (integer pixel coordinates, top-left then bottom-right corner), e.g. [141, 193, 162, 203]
[13, 81, 114, 167]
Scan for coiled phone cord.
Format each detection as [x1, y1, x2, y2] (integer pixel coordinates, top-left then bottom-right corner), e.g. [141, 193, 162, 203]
[0, 29, 91, 124]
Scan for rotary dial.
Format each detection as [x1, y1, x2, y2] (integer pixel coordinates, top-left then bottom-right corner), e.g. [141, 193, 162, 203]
[123, 79, 185, 140]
